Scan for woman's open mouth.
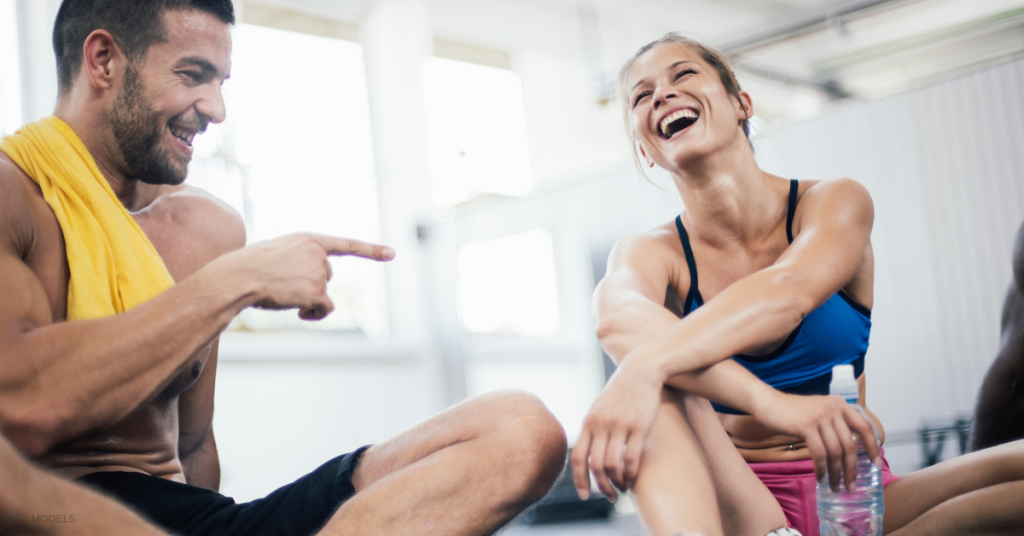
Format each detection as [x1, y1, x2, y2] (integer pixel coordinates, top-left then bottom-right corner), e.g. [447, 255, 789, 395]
[659, 109, 699, 140]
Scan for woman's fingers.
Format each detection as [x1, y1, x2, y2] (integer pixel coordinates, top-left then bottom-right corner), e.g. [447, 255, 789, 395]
[819, 422, 844, 492]
[833, 416, 859, 491]
[570, 433, 593, 500]
[588, 432, 617, 500]
[805, 431, 828, 484]
[844, 405, 882, 465]
[623, 431, 645, 489]
[605, 430, 629, 490]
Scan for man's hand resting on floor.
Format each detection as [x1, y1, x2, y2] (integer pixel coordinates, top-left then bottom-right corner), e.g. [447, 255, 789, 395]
[203, 233, 395, 321]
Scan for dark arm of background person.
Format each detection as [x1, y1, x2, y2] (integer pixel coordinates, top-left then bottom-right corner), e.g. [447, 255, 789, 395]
[0, 433, 168, 536]
[970, 220, 1024, 451]
[0, 170, 393, 456]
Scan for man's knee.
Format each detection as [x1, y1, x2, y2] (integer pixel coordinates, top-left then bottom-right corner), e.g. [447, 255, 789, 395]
[481, 390, 568, 501]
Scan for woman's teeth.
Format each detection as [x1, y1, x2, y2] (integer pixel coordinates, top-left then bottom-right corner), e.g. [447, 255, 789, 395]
[660, 109, 699, 137]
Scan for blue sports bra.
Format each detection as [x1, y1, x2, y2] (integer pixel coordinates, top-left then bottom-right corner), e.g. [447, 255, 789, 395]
[675, 179, 871, 415]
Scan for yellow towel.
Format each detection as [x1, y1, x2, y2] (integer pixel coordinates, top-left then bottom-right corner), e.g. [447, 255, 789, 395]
[0, 116, 174, 320]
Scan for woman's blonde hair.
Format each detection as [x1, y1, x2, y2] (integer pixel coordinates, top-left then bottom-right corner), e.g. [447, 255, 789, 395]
[618, 33, 751, 172]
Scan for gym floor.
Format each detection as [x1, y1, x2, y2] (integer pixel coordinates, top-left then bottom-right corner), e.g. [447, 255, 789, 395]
[505, 515, 645, 536]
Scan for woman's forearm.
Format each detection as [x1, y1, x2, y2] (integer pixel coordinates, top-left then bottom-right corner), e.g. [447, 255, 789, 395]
[623, 267, 810, 383]
[599, 293, 778, 414]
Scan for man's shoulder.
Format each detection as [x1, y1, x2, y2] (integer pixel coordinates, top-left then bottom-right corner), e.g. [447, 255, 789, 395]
[136, 184, 246, 278]
[0, 154, 37, 253]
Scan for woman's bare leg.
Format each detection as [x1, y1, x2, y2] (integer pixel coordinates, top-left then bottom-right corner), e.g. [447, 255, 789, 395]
[631, 388, 787, 536]
[679, 393, 790, 536]
[885, 440, 1024, 535]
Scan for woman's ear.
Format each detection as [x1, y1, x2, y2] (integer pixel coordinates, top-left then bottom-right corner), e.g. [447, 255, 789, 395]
[736, 90, 754, 121]
[81, 29, 124, 91]
[638, 143, 655, 168]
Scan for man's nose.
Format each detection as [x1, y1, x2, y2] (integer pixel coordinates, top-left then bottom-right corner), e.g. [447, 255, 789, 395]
[195, 84, 227, 125]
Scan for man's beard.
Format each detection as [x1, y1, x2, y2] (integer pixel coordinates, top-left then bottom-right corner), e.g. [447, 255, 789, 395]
[109, 65, 187, 186]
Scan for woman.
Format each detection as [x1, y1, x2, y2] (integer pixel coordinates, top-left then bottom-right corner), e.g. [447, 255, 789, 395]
[572, 33, 1024, 536]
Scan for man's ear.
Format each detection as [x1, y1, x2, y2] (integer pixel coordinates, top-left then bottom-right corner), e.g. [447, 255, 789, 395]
[81, 30, 125, 91]
[637, 143, 655, 168]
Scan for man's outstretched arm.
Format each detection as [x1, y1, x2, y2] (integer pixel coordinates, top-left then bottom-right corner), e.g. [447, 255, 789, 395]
[0, 168, 394, 455]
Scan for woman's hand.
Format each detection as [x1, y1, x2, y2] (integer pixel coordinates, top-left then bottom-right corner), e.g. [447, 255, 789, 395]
[752, 390, 881, 492]
[571, 361, 664, 501]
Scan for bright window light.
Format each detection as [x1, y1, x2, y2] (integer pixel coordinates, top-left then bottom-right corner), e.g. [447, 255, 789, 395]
[187, 24, 387, 338]
[422, 57, 533, 207]
[457, 229, 560, 336]
[0, 0, 22, 135]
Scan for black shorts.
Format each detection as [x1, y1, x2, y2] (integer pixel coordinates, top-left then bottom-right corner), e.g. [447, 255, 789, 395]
[76, 446, 370, 536]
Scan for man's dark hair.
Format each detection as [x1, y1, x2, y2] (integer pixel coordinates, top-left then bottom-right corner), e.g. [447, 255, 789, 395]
[53, 0, 235, 95]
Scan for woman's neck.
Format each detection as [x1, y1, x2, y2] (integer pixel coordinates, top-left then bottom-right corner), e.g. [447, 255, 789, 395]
[671, 146, 786, 248]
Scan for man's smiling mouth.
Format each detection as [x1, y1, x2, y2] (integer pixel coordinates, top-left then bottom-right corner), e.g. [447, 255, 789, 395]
[169, 125, 196, 147]
[659, 109, 699, 139]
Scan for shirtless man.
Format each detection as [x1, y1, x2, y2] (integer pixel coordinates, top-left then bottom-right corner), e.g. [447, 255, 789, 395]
[971, 219, 1024, 451]
[0, 1, 566, 535]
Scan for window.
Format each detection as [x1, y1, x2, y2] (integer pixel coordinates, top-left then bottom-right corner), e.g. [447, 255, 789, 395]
[0, 0, 21, 135]
[421, 57, 533, 207]
[187, 23, 387, 338]
[456, 229, 560, 336]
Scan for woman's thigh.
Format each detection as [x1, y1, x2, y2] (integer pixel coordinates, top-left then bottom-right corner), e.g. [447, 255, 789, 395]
[883, 440, 1024, 533]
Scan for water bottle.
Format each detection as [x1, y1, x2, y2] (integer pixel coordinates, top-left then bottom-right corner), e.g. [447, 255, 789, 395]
[816, 364, 884, 536]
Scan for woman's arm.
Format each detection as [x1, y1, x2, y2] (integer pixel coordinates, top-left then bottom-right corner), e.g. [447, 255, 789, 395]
[626, 178, 874, 380]
[593, 231, 777, 413]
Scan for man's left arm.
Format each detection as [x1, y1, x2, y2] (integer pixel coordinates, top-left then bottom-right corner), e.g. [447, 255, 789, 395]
[178, 338, 221, 490]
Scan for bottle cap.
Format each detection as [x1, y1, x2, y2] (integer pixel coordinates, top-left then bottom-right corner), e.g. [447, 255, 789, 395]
[829, 364, 859, 401]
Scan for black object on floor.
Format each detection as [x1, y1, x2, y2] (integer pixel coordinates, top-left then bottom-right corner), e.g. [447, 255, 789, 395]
[522, 456, 615, 525]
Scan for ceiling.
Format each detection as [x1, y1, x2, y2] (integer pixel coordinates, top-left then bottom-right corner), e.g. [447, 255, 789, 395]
[246, 0, 1024, 125]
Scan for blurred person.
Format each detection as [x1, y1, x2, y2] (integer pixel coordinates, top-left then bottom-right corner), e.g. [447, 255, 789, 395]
[571, 33, 1024, 536]
[970, 219, 1024, 451]
[0, 1, 566, 535]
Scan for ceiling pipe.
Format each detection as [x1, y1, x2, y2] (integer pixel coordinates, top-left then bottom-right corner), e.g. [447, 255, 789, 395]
[718, 0, 923, 57]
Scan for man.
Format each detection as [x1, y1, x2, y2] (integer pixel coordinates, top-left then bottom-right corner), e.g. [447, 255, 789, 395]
[970, 219, 1024, 451]
[0, 1, 567, 535]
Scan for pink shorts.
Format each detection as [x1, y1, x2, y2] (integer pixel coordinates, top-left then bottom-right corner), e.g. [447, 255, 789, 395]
[748, 449, 899, 536]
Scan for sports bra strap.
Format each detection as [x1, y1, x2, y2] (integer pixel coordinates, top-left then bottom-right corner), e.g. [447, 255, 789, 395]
[786, 179, 798, 244]
[675, 215, 701, 315]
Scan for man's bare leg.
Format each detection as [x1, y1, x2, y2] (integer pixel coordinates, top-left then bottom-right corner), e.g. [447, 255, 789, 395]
[629, 389, 786, 536]
[319, 390, 566, 536]
[0, 434, 166, 536]
[885, 440, 1024, 535]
